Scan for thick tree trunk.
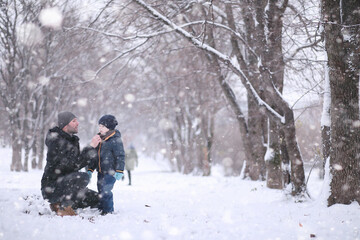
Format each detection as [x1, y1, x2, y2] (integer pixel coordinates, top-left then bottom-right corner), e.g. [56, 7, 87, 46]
[226, 3, 266, 180]
[322, 0, 360, 206]
[241, 1, 266, 180]
[280, 131, 291, 185]
[23, 144, 30, 172]
[328, 78, 360, 205]
[247, 94, 266, 180]
[22, 102, 30, 172]
[321, 126, 330, 179]
[10, 113, 22, 172]
[283, 109, 306, 195]
[31, 96, 40, 169]
[264, 0, 289, 189]
[266, 121, 283, 189]
[31, 137, 38, 169]
[183, 155, 192, 174]
[202, 114, 214, 177]
[37, 130, 45, 170]
[183, 115, 194, 174]
[164, 129, 175, 172]
[38, 86, 51, 170]
[11, 141, 22, 172]
[202, 147, 210, 176]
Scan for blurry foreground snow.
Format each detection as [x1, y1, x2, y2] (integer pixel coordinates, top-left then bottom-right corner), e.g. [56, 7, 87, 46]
[0, 147, 359, 240]
[39, 7, 63, 29]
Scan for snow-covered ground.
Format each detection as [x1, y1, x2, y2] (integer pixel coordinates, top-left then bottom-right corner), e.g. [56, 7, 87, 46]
[0, 147, 359, 240]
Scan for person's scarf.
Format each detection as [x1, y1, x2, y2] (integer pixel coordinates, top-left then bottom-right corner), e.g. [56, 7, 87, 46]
[99, 130, 115, 141]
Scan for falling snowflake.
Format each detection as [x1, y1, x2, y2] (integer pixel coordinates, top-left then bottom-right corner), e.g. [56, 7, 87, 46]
[124, 94, 135, 102]
[77, 98, 88, 107]
[333, 164, 343, 171]
[39, 7, 63, 29]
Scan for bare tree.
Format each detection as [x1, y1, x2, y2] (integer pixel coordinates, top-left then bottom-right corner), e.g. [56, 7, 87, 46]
[129, 0, 307, 196]
[0, 0, 108, 170]
[0, 0, 32, 171]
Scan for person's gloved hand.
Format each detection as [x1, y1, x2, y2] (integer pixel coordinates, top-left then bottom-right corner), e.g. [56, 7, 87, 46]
[87, 171, 93, 179]
[114, 172, 124, 181]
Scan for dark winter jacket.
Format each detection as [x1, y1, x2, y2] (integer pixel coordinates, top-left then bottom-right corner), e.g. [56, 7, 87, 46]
[41, 127, 97, 198]
[88, 129, 125, 175]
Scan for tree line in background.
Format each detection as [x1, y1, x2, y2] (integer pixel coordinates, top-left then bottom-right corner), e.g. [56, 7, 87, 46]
[0, 0, 359, 206]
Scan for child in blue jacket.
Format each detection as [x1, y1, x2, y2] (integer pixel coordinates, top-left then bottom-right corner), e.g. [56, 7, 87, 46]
[87, 114, 125, 215]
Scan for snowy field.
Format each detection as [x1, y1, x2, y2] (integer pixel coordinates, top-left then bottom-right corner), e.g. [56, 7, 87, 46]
[0, 147, 359, 240]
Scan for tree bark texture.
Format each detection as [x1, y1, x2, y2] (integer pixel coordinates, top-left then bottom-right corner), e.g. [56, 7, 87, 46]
[283, 109, 306, 195]
[321, 67, 331, 179]
[247, 94, 267, 180]
[9, 113, 23, 172]
[322, 0, 360, 205]
[280, 131, 291, 185]
[266, 121, 283, 189]
[227, 3, 266, 180]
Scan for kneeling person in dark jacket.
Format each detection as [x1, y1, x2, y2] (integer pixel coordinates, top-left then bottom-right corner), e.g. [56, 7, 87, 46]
[87, 114, 125, 215]
[41, 111, 102, 216]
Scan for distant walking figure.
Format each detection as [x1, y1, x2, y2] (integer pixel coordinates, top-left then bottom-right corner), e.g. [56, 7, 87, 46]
[125, 144, 138, 185]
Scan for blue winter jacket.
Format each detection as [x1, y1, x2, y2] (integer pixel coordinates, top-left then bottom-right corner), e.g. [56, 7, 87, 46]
[88, 129, 125, 175]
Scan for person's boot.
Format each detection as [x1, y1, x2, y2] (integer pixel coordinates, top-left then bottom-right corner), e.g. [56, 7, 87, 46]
[50, 203, 76, 216]
[50, 203, 60, 213]
[56, 205, 77, 216]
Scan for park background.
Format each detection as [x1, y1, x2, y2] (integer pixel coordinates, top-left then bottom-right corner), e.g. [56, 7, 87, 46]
[1, 0, 360, 239]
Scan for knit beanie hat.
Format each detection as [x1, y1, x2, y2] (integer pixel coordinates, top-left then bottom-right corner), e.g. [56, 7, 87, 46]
[58, 111, 76, 129]
[98, 114, 118, 130]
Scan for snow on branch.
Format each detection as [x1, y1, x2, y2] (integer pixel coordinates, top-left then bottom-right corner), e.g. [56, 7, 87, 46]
[291, 79, 323, 110]
[288, 39, 322, 58]
[80, 20, 257, 60]
[78, 26, 175, 40]
[133, 0, 285, 123]
[88, 0, 115, 27]
[180, 20, 259, 59]
[81, 20, 258, 61]
[201, 1, 226, 18]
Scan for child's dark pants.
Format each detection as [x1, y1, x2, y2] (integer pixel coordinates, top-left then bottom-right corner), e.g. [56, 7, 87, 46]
[97, 172, 116, 214]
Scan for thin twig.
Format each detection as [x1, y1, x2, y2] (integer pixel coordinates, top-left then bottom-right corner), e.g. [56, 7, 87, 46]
[291, 79, 323, 110]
